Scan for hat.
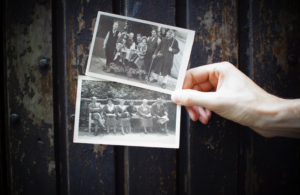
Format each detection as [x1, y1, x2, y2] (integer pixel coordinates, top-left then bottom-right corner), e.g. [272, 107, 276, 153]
[141, 36, 147, 41]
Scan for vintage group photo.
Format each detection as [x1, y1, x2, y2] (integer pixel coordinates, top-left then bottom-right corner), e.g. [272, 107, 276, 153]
[73, 76, 180, 148]
[86, 12, 195, 94]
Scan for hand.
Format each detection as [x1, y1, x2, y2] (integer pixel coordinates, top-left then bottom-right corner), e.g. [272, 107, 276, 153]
[168, 47, 172, 52]
[152, 55, 156, 59]
[171, 62, 300, 138]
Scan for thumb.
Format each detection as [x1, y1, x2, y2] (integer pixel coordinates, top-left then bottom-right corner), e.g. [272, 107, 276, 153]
[171, 89, 217, 110]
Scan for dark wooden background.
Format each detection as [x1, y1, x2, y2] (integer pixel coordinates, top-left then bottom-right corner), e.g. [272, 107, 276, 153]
[1, 0, 300, 194]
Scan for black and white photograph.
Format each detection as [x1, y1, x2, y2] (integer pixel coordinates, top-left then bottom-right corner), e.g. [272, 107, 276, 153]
[86, 11, 195, 94]
[73, 76, 180, 148]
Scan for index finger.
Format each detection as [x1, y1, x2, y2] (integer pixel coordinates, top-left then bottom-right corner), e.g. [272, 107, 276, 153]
[183, 64, 219, 90]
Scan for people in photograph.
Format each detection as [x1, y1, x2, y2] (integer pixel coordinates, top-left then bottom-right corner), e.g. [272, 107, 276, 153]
[117, 32, 128, 44]
[159, 27, 166, 39]
[150, 29, 180, 89]
[126, 100, 137, 117]
[136, 34, 142, 45]
[144, 30, 161, 78]
[151, 98, 169, 133]
[89, 97, 106, 136]
[116, 99, 131, 134]
[103, 98, 117, 133]
[131, 36, 148, 69]
[103, 21, 120, 66]
[137, 99, 153, 134]
[125, 32, 137, 65]
[113, 38, 127, 65]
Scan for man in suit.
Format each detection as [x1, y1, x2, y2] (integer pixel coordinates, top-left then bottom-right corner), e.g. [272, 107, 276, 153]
[103, 21, 120, 66]
[144, 30, 161, 78]
[89, 97, 106, 136]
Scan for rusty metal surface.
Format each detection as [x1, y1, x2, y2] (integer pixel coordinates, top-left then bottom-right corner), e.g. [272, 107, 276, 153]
[239, 0, 300, 194]
[124, 1, 178, 194]
[5, 0, 56, 194]
[187, 0, 239, 194]
[3, 0, 300, 194]
[64, 0, 116, 194]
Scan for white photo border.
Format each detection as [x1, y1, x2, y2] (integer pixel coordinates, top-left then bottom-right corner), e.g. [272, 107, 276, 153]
[73, 75, 181, 149]
[85, 11, 195, 95]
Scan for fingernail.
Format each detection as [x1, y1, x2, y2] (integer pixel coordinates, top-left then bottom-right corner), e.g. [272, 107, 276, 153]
[187, 110, 194, 120]
[171, 91, 181, 104]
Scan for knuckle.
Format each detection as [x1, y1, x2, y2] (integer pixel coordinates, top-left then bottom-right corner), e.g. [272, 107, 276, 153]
[181, 91, 194, 105]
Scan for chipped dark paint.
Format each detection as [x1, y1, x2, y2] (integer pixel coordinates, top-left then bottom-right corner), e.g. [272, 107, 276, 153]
[4, 0, 300, 194]
[187, 0, 239, 194]
[64, 0, 115, 194]
[239, 0, 300, 194]
[124, 1, 177, 195]
[5, 0, 56, 194]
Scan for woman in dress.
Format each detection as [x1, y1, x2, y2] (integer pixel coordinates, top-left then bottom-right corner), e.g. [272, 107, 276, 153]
[126, 100, 137, 117]
[137, 99, 153, 134]
[103, 98, 117, 133]
[116, 99, 131, 134]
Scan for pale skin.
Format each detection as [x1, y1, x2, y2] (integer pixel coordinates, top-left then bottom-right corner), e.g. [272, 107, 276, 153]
[171, 62, 300, 138]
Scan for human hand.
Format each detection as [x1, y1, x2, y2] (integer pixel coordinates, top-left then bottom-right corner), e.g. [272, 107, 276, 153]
[152, 55, 156, 59]
[171, 62, 300, 138]
[169, 47, 172, 52]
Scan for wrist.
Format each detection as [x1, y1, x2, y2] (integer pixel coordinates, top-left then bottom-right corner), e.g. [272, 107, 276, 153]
[257, 97, 300, 132]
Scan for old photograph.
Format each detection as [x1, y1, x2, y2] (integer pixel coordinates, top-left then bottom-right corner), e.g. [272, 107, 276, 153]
[73, 76, 180, 148]
[86, 11, 195, 94]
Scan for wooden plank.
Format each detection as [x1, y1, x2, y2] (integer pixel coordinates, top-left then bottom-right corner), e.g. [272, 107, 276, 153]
[187, 0, 239, 194]
[123, 1, 178, 194]
[5, 0, 56, 194]
[239, 0, 300, 194]
[1, 1, 8, 194]
[63, 0, 116, 194]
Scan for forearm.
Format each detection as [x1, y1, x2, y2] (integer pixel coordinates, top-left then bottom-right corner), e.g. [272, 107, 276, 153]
[256, 98, 300, 138]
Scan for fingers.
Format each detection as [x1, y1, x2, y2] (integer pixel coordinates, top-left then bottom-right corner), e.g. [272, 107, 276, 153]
[198, 106, 209, 124]
[172, 89, 217, 110]
[183, 64, 220, 90]
[185, 106, 212, 124]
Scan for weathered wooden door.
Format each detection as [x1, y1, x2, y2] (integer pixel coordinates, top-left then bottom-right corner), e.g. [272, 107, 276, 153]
[2, 0, 299, 194]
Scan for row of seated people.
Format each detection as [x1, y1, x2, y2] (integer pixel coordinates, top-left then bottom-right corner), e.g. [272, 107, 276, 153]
[89, 97, 169, 136]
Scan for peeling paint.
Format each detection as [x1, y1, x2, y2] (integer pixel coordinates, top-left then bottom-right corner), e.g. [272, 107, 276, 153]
[6, 1, 56, 193]
[93, 144, 107, 157]
[47, 160, 55, 176]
